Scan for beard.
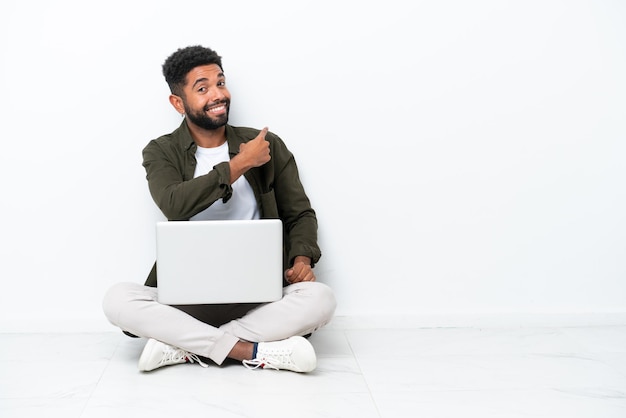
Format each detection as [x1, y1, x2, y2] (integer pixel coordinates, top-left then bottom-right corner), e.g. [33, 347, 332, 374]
[184, 99, 230, 130]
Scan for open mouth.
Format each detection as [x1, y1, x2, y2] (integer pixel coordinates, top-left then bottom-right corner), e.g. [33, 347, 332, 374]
[205, 101, 227, 115]
[208, 105, 226, 114]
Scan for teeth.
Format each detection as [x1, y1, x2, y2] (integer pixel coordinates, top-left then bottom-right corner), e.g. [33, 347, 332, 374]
[208, 105, 225, 113]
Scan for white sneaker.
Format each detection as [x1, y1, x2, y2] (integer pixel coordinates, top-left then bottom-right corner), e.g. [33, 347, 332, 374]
[138, 338, 208, 372]
[242, 336, 316, 372]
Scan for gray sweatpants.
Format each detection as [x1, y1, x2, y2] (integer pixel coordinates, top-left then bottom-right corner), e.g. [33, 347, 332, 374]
[102, 281, 336, 365]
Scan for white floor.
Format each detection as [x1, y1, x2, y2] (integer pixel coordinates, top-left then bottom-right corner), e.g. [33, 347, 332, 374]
[1, 324, 626, 417]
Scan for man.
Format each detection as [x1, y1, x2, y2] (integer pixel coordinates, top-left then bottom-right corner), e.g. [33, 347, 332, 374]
[103, 45, 336, 373]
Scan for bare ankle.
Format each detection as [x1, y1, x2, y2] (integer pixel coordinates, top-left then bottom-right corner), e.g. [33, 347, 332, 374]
[227, 341, 254, 361]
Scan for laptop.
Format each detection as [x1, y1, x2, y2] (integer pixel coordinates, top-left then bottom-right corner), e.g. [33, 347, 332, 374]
[155, 219, 283, 305]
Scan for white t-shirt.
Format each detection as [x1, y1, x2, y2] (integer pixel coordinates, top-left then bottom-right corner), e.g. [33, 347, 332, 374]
[189, 142, 260, 221]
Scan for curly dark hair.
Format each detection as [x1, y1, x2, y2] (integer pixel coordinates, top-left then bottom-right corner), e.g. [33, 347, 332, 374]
[162, 45, 223, 96]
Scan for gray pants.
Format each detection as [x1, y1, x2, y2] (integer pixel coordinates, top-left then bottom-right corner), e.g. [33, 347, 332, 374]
[102, 281, 336, 365]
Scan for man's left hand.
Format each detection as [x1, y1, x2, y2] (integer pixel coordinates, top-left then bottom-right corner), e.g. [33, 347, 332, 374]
[285, 256, 316, 284]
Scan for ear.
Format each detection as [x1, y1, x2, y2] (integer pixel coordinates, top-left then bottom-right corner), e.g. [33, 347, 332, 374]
[169, 94, 185, 115]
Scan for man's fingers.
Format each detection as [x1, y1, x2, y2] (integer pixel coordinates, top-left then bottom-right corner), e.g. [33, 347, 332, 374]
[285, 263, 315, 283]
[256, 127, 269, 141]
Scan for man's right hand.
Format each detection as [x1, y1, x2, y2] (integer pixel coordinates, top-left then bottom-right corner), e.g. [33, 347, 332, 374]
[229, 127, 271, 184]
[239, 127, 271, 167]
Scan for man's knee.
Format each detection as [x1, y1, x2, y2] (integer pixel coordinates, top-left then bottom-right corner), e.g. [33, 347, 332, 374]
[311, 282, 337, 320]
[102, 282, 145, 324]
[291, 281, 337, 323]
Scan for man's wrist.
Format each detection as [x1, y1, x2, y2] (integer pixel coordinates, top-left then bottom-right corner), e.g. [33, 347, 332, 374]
[293, 256, 312, 266]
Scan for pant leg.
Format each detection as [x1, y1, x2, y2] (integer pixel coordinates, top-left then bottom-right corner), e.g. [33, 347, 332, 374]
[219, 281, 337, 343]
[102, 282, 238, 365]
[102, 280, 337, 365]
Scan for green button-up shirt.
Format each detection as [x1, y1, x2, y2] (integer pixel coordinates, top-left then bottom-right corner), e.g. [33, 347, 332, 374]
[141, 121, 321, 287]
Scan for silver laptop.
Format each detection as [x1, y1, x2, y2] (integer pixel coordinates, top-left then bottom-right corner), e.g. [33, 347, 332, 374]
[155, 219, 283, 305]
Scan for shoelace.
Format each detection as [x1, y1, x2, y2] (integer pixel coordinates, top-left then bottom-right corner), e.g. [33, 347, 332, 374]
[242, 349, 295, 371]
[242, 357, 280, 370]
[161, 345, 209, 368]
[187, 353, 209, 368]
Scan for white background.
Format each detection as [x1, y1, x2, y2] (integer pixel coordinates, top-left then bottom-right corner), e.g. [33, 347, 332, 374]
[0, 0, 624, 331]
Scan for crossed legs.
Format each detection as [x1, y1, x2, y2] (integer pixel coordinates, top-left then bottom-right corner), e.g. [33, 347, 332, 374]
[102, 281, 336, 366]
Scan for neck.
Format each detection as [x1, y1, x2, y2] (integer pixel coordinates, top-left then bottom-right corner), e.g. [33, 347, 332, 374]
[187, 123, 227, 148]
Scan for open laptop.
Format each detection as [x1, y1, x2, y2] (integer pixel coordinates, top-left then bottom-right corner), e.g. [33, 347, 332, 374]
[155, 219, 283, 305]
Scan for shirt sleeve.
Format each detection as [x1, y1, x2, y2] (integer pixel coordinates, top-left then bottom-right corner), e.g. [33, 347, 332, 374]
[142, 140, 233, 220]
[269, 135, 322, 267]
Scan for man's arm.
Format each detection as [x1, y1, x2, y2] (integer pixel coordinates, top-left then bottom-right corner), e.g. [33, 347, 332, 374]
[268, 134, 321, 268]
[142, 140, 233, 220]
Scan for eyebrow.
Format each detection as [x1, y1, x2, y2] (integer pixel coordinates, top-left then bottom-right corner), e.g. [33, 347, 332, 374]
[191, 72, 225, 89]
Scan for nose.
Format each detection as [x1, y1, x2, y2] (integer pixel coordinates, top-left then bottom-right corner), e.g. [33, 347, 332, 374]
[208, 86, 226, 103]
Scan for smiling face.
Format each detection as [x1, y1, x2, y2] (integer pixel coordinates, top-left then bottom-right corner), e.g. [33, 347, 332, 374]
[171, 64, 231, 131]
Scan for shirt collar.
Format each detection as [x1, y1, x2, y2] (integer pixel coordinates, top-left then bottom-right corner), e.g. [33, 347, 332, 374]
[173, 120, 245, 156]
